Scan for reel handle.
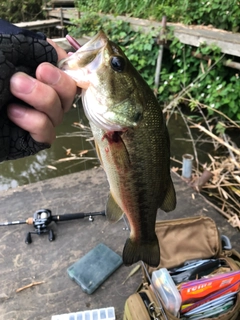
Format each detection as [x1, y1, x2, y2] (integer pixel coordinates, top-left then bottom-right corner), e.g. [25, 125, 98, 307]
[25, 232, 32, 244]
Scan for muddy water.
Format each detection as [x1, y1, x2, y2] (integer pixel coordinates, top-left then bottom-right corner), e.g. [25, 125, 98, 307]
[0, 105, 207, 192]
[0, 106, 98, 191]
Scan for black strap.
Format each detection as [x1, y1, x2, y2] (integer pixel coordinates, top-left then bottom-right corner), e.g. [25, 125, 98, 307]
[139, 291, 157, 320]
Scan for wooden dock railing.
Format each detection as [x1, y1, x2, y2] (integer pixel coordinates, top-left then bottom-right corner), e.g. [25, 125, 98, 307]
[14, 8, 240, 61]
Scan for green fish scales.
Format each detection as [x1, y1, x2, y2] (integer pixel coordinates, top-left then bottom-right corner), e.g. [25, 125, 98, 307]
[59, 31, 176, 267]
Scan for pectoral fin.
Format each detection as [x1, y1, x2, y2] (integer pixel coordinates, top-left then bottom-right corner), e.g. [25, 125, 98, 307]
[105, 192, 124, 222]
[160, 177, 176, 212]
[95, 141, 103, 167]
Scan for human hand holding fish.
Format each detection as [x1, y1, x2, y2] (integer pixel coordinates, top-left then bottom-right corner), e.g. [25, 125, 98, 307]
[8, 40, 77, 145]
[59, 31, 176, 267]
[0, 19, 78, 161]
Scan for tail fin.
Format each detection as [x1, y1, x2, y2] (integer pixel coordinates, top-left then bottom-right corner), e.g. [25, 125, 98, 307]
[122, 236, 160, 267]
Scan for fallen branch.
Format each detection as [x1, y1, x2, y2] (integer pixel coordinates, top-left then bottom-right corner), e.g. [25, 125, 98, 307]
[16, 281, 45, 293]
[190, 122, 240, 156]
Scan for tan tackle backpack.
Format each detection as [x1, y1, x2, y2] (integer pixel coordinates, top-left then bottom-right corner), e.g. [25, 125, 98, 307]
[124, 216, 240, 320]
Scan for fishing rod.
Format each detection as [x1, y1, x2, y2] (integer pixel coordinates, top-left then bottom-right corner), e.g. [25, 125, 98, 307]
[0, 208, 105, 244]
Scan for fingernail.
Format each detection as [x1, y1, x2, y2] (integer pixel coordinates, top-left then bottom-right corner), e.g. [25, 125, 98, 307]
[39, 64, 61, 85]
[8, 105, 26, 118]
[10, 73, 36, 94]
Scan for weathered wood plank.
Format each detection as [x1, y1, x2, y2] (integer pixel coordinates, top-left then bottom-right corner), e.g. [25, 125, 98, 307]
[48, 8, 240, 57]
[49, 7, 80, 21]
[14, 19, 61, 30]
[1, 168, 239, 319]
[175, 32, 240, 58]
[110, 15, 240, 57]
[51, 0, 75, 5]
[13, 9, 240, 57]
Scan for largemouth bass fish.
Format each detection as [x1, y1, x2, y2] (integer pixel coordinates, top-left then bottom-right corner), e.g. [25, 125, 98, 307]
[59, 31, 176, 267]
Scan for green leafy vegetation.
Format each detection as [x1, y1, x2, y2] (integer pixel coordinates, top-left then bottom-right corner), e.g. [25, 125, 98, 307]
[69, 13, 240, 120]
[76, 0, 240, 32]
[69, 12, 240, 220]
[0, 0, 45, 23]
[159, 39, 240, 120]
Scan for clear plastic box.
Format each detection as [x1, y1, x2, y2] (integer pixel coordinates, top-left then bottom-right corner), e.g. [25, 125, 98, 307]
[151, 268, 182, 316]
[51, 307, 115, 320]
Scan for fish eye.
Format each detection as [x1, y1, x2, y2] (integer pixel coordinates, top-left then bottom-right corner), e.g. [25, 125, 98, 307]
[110, 56, 125, 72]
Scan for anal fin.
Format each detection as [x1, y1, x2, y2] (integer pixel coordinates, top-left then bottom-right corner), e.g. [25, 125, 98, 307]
[105, 192, 124, 222]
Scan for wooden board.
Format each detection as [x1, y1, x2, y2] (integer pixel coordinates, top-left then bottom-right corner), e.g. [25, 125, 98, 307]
[14, 19, 61, 30]
[49, 8, 79, 22]
[0, 168, 141, 320]
[50, 0, 75, 5]
[48, 9, 240, 57]
[0, 167, 239, 319]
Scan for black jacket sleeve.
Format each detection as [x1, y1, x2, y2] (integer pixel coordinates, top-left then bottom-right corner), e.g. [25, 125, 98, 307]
[0, 19, 58, 161]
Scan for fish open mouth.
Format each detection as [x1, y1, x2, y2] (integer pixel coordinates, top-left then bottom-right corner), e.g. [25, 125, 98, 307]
[58, 31, 107, 71]
[59, 31, 140, 132]
[58, 31, 108, 88]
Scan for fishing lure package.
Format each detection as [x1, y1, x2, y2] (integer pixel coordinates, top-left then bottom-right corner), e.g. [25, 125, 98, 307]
[123, 216, 240, 320]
